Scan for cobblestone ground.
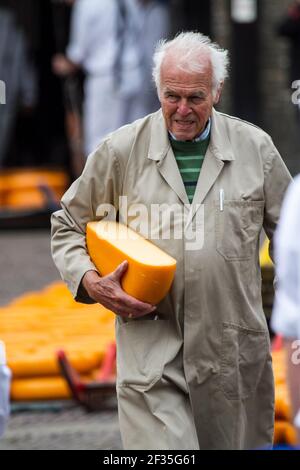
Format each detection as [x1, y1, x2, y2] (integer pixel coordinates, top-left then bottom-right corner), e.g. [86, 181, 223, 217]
[0, 400, 122, 450]
[0, 229, 122, 450]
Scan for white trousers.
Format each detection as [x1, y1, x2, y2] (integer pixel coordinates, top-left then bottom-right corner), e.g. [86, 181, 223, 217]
[83, 74, 146, 156]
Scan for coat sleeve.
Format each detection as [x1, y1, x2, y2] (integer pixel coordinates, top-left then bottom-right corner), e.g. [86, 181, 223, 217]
[51, 139, 122, 303]
[262, 138, 292, 263]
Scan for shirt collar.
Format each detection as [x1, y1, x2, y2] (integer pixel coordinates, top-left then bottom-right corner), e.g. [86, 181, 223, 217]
[169, 118, 211, 143]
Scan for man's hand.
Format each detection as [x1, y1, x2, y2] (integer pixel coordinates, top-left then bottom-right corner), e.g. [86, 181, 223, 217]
[82, 261, 156, 320]
[52, 54, 79, 77]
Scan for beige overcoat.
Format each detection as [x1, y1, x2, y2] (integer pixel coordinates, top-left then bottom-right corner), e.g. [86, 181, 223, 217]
[51, 109, 292, 450]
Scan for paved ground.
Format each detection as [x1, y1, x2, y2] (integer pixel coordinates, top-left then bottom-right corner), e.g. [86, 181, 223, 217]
[0, 401, 122, 450]
[0, 229, 122, 450]
[0, 229, 271, 450]
[0, 230, 59, 306]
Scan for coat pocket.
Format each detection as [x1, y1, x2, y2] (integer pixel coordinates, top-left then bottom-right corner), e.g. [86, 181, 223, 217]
[215, 200, 264, 261]
[116, 318, 170, 390]
[220, 322, 268, 400]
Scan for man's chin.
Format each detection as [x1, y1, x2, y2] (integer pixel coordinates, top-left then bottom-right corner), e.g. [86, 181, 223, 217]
[172, 132, 195, 141]
[172, 124, 198, 141]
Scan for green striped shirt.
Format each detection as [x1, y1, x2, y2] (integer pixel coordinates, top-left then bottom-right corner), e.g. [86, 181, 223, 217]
[170, 136, 210, 203]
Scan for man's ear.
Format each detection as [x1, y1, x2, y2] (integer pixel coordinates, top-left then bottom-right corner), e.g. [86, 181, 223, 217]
[213, 81, 224, 105]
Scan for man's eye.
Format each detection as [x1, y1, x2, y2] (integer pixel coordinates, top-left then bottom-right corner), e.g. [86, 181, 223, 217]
[191, 96, 204, 104]
[166, 95, 178, 102]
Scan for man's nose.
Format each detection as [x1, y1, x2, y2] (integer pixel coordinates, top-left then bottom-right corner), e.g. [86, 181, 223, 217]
[177, 99, 192, 116]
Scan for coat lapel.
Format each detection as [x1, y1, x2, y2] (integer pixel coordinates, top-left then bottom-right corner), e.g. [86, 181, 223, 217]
[186, 145, 224, 225]
[148, 110, 189, 206]
[157, 147, 190, 206]
[187, 109, 235, 226]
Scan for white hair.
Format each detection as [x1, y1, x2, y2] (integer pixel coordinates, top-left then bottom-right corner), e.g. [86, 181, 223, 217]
[152, 31, 230, 98]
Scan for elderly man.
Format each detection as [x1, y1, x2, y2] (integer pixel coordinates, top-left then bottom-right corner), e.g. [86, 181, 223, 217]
[51, 32, 292, 450]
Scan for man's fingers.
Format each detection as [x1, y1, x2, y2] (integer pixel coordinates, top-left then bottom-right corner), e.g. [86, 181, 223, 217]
[111, 261, 128, 282]
[109, 262, 156, 313]
[97, 264, 156, 317]
[119, 291, 156, 314]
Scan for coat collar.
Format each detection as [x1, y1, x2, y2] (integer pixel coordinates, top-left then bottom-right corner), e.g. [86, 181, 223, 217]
[147, 108, 235, 223]
[148, 108, 235, 163]
[148, 110, 189, 205]
[148, 109, 170, 162]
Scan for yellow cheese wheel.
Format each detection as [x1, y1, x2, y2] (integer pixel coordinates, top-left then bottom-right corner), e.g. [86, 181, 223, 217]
[274, 420, 297, 446]
[11, 376, 71, 400]
[86, 221, 176, 304]
[9, 350, 103, 378]
[5, 188, 47, 209]
[275, 383, 292, 421]
[0, 168, 68, 209]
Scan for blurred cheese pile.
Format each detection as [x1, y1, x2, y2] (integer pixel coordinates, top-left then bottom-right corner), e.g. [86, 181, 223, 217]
[260, 240, 298, 446]
[0, 282, 115, 400]
[0, 169, 68, 210]
[272, 337, 298, 446]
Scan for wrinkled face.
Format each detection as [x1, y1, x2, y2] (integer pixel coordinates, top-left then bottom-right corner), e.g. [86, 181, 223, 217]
[159, 57, 222, 141]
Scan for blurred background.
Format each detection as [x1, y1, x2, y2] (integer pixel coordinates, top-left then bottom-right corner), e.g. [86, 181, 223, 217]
[1, 0, 300, 180]
[0, 0, 300, 450]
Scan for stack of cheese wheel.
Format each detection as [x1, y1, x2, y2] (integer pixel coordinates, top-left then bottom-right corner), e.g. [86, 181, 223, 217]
[273, 338, 298, 446]
[0, 283, 115, 400]
[86, 220, 177, 304]
[0, 168, 69, 210]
